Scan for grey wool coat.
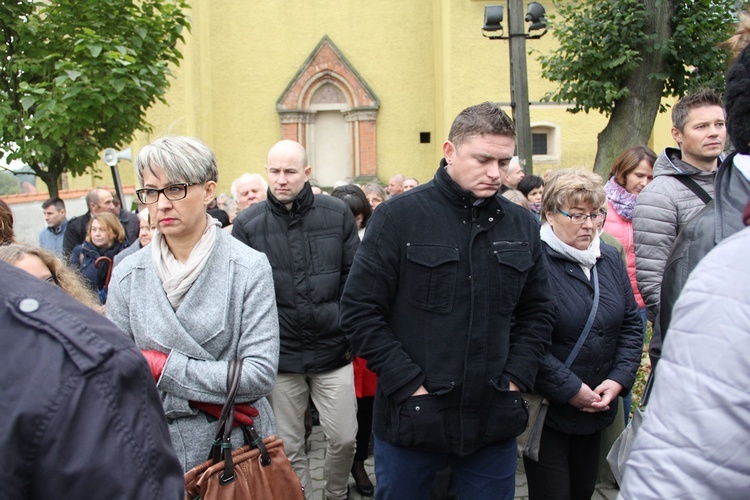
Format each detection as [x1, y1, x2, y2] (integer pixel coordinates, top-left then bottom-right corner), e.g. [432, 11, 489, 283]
[107, 230, 280, 471]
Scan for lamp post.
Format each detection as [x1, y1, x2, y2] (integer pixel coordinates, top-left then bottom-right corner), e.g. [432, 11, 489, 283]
[483, 1, 547, 174]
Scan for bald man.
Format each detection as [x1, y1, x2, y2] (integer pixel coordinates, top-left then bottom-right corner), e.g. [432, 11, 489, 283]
[388, 174, 405, 197]
[232, 140, 359, 500]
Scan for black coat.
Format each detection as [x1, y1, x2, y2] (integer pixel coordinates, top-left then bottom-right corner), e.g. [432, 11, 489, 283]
[62, 208, 137, 257]
[0, 262, 183, 499]
[63, 211, 91, 257]
[340, 163, 556, 456]
[232, 183, 359, 374]
[536, 242, 643, 435]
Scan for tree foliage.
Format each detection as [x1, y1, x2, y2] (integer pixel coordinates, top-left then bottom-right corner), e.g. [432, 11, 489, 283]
[0, 170, 21, 195]
[536, 0, 741, 174]
[540, 0, 737, 115]
[0, 0, 190, 197]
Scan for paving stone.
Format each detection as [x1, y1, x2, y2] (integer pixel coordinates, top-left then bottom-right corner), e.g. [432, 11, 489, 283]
[307, 425, 616, 499]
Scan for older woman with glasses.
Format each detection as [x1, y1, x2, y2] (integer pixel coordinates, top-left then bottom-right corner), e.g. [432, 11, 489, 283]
[106, 136, 280, 471]
[523, 169, 643, 500]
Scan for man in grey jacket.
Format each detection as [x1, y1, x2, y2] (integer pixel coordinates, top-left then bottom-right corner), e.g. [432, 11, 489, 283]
[633, 89, 726, 322]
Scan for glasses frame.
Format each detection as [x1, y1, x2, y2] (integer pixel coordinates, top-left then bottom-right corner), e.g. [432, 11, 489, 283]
[558, 208, 607, 225]
[136, 183, 197, 205]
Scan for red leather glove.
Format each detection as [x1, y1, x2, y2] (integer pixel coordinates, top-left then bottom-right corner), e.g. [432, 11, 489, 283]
[191, 402, 258, 427]
[140, 350, 168, 382]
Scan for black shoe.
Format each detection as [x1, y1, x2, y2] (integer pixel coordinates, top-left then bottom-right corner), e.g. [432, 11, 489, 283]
[351, 461, 374, 497]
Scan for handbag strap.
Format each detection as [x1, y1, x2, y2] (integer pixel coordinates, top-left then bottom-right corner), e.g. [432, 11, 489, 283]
[675, 175, 712, 204]
[207, 360, 243, 484]
[564, 265, 599, 368]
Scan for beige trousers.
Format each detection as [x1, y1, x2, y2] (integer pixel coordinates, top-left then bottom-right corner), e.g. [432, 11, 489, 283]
[269, 364, 358, 500]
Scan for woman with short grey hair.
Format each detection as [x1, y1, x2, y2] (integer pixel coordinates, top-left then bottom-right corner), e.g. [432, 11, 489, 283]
[107, 136, 280, 470]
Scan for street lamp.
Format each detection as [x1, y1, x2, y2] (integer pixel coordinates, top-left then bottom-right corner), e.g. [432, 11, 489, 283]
[482, 1, 547, 174]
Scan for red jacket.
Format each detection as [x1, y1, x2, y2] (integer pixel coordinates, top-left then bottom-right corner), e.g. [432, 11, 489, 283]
[353, 356, 377, 398]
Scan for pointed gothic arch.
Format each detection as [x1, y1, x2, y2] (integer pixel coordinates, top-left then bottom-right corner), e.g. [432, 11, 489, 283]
[277, 36, 380, 185]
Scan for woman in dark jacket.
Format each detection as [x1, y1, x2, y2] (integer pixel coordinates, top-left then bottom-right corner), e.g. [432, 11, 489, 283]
[524, 169, 643, 500]
[70, 212, 127, 303]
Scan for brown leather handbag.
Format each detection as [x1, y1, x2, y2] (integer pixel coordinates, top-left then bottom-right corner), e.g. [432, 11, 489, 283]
[184, 360, 304, 500]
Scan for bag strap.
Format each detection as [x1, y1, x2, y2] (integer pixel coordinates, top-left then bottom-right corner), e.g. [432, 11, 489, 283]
[564, 265, 599, 368]
[207, 360, 243, 485]
[675, 175, 712, 204]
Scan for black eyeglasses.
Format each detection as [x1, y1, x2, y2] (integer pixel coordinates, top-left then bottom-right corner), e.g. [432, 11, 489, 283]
[558, 209, 607, 225]
[136, 183, 197, 204]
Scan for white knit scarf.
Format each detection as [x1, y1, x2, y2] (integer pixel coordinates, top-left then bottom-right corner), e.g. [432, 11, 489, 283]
[151, 214, 221, 310]
[540, 222, 601, 279]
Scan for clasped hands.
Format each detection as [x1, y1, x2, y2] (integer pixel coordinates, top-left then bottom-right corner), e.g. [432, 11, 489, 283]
[567, 380, 623, 413]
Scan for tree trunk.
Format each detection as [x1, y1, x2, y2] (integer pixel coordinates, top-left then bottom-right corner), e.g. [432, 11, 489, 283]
[593, 0, 676, 176]
[30, 161, 61, 199]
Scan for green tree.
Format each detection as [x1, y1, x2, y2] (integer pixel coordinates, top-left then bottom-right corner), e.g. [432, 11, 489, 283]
[0, 170, 21, 195]
[538, 0, 740, 175]
[0, 0, 190, 198]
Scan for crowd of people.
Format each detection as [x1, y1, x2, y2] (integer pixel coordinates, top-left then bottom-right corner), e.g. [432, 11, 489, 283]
[3, 23, 750, 500]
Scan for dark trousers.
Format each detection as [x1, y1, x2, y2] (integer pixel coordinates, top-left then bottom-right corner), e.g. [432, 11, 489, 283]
[354, 396, 374, 462]
[523, 425, 601, 500]
[373, 435, 516, 500]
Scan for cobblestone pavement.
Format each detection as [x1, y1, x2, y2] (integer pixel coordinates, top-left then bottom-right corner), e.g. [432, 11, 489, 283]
[307, 425, 619, 500]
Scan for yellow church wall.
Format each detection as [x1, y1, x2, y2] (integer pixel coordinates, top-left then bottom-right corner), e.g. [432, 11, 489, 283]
[68, 0, 680, 195]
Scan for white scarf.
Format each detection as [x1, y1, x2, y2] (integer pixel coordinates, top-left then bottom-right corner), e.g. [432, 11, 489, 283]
[540, 222, 601, 279]
[151, 214, 221, 310]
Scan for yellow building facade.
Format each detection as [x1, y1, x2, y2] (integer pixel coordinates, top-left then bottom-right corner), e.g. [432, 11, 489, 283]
[70, 0, 673, 194]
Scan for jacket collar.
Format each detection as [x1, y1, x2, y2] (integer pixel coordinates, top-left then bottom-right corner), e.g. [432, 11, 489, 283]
[434, 159, 496, 209]
[47, 218, 68, 235]
[656, 147, 721, 177]
[267, 182, 314, 218]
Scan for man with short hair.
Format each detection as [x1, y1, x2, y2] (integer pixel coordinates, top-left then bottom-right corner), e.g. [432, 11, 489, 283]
[62, 188, 116, 256]
[39, 197, 67, 256]
[112, 194, 140, 246]
[402, 177, 420, 191]
[634, 88, 726, 323]
[231, 173, 268, 212]
[232, 140, 359, 500]
[387, 174, 405, 197]
[340, 102, 555, 499]
[500, 156, 525, 193]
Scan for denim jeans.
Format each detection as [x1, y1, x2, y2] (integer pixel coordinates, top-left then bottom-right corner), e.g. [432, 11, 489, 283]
[373, 435, 517, 500]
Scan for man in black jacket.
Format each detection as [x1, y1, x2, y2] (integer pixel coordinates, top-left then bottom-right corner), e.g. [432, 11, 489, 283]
[232, 140, 359, 500]
[339, 102, 556, 500]
[62, 188, 139, 256]
[0, 261, 183, 499]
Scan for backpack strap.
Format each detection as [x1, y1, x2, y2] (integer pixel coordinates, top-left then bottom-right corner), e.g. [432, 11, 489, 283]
[674, 175, 712, 204]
